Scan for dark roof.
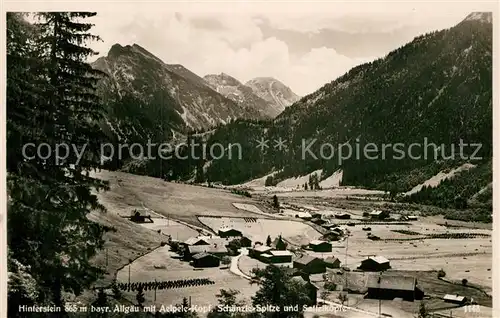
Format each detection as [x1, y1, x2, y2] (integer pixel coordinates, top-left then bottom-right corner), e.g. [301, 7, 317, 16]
[366, 274, 416, 291]
[324, 257, 340, 264]
[219, 228, 241, 233]
[272, 237, 288, 247]
[192, 252, 217, 260]
[294, 255, 321, 266]
[309, 240, 331, 246]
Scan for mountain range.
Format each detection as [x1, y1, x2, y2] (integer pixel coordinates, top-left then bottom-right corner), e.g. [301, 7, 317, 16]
[91, 46, 299, 144]
[93, 12, 492, 215]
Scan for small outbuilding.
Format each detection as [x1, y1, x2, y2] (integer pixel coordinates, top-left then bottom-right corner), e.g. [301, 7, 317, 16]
[296, 212, 312, 220]
[309, 240, 332, 252]
[443, 294, 468, 305]
[358, 256, 391, 271]
[191, 252, 220, 268]
[293, 255, 326, 274]
[324, 257, 341, 269]
[369, 210, 390, 220]
[186, 244, 228, 260]
[218, 228, 242, 238]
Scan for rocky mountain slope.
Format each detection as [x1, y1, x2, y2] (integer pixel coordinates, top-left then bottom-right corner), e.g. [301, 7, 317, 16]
[245, 77, 301, 115]
[203, 73, 282, 118]
[91, 44, 270, 143]
[204, 12, 492, 211]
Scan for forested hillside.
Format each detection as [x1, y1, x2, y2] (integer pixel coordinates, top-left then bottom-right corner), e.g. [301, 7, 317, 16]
[202, 13, 492, 211]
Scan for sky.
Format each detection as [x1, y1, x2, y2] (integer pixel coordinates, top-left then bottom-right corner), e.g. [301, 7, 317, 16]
[32, 1, 497, 96]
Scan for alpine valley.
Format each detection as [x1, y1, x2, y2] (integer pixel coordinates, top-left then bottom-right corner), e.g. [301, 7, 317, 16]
[93, 13, 492, 218]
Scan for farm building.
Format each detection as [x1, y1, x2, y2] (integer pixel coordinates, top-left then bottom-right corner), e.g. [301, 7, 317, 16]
[249, 245, 273, 259]
[291, 276, 318, 305]
[366, 274, 424, 301]
[237, 236, 252, 247]
[311, 217, 327, 225]
[309, 240, 332, 252]
[271, 236, 288, 250]
[369, 210, 390, 220]
[443, 294, 468, 305]
[185, 244, 228, 260]
[184, 237, 211, 246]
[324, 257, 341, 268]
[335, 213, 351, 219]
[407, 215, 418, 221]
[191, 252, 220, 268]
[293, 255, 326, 274]
[261, 250, 293, 264]
[218, 228, 242, 238]
[358, 256, 391, 271]
[296, 212, 312, 220]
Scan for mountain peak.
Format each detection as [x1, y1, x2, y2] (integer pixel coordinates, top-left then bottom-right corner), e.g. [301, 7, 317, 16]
[245, 77, 300, 113]
[463, 12, 492, 24]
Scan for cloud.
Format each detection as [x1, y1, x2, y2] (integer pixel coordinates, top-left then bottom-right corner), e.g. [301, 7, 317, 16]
[84, 1, 495, 96]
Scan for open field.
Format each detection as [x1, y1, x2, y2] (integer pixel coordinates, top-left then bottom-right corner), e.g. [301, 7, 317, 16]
[91, 170, 270, 227]
[198, 216, 322, 246]
[138, 218, 200, 242]
[116, 246, 259, 310]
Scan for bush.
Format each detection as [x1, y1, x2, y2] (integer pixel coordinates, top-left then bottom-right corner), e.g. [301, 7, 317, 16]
[437, 269, 446, 278]
[324, 281, 337, 291]
[462, 278, 468, 286]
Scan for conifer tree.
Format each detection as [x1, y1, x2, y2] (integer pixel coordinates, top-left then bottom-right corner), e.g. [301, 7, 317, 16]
[7, 12, 109, 310]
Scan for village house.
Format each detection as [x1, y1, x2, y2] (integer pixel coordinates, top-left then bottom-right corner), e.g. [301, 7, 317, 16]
[293, 255, 326, 274]
[365, 274, 424, 301]
[322, 223, 338, 230]
[324, 256, 341, 269]
[185, 243, 228, 260]
[309, 240, 332, 252]
[358, 256, 391, 271]
[407, 215, 418, 221]
[218, 228, 243, 238]
[310, 212, 322, 219]
[191, 252, 220, 268]
[183, 236, 211, 247]
[249, 244, 273, 259]
[261, 250, 293, 264]
[443, 294, 468, 305]
[369, 210, 390, 220]
[291, 276, 318, 306]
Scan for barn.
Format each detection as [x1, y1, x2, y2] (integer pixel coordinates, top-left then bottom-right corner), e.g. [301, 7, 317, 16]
[261, 250, 293, 264]
[186, 244, 228, 260]
[309, 240, 332, 252]
[191, 252, 220, 268]
[366, 274, 424, 301]
[293, 255, 326, 274]
[218, 228, 242, 238]
[291, 276, 318, 305]
[324, 257, 341, 269]
[443, 294, 468, 305]
[358, 256, 391, 271]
